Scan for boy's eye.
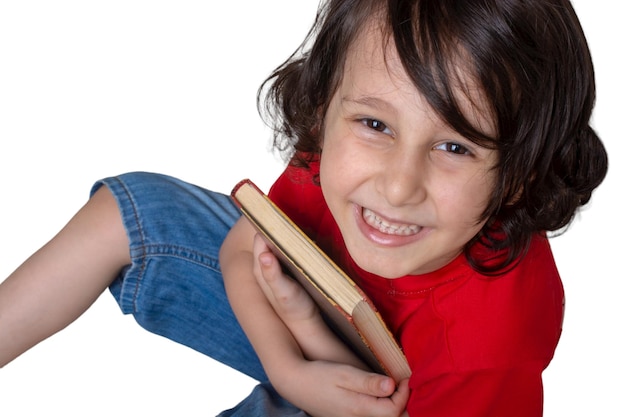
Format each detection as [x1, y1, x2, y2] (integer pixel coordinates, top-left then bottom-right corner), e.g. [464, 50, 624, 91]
[434, 142, 471, 155]
[363, 118, 390, 134]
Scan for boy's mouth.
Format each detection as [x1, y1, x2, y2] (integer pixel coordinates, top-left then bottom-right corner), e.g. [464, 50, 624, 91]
[362, 208, 421, 236]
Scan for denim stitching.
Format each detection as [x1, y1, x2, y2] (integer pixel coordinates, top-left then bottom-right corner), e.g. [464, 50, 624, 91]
[139, 243, 222, 273]
[113, 176, 149, 314]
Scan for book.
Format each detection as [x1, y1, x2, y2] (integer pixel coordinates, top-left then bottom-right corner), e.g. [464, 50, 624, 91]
[231, 179, 411, 382]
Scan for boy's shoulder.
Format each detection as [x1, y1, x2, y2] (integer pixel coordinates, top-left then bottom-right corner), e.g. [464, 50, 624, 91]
[435, 234, 564, 369]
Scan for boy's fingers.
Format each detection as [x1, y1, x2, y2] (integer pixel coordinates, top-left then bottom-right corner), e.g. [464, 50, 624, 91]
[253, 234, 320, 323]
[364, 373, 397, 398]
[253, 234, 298, 304]
[337, 367, 397, 398]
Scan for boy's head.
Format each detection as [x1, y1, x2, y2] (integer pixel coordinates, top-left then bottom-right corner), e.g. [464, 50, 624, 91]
[261, 0, 607, 273]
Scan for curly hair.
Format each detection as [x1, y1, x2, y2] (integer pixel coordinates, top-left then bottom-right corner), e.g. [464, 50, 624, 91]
[258, 0, 608, 274]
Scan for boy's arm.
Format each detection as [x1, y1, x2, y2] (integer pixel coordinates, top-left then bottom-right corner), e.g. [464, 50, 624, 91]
[220, 217, 409, 417]
[0, 187, 130, 367]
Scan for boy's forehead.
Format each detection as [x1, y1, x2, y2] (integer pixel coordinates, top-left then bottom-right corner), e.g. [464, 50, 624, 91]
[343, 24, 407, 90]
[342, 23, 496, 137]
[347, 23, 396, 69]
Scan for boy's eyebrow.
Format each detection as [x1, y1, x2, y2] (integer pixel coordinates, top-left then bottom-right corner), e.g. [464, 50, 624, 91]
[342, 95, 396, 113]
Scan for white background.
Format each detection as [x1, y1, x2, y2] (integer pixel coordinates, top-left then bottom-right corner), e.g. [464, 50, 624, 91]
[0, 1, 623, 416]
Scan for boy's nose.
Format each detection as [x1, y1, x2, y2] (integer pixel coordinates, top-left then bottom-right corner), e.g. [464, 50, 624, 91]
[377, 149, 427, 207]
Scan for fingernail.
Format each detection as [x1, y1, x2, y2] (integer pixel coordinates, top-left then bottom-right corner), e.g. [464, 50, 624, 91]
[380, 378, 392, 392]
[259, 253, 272, 266]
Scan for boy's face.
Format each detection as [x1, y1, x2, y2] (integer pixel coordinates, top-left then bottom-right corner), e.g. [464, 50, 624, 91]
[319, 25, 498, 278]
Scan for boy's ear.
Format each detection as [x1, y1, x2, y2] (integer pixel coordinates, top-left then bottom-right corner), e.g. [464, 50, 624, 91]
[311, 122, 323, 151]
[311, 121, 321, 138]
[505, 185, 524, 206]
[504, 169, 533, 207]
[313, 106, 325, 148]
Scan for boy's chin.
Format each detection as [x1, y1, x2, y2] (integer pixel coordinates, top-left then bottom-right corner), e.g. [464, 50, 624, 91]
[351, 253, 418, 279]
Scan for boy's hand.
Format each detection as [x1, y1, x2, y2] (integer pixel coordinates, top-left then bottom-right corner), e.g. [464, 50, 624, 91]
[278, 360, 410, 417]
[252, 234, 410, 417]
[252, 233, 360, 365]
[252, 234, 320, 326]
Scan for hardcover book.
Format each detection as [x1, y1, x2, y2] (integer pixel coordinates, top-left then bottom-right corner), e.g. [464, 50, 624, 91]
[231, 179, 411, 382]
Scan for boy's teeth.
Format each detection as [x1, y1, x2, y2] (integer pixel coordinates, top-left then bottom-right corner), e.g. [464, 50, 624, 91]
[363, 208, 420, 235]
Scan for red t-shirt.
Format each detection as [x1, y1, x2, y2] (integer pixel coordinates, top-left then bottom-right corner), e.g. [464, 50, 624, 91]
[268, 162, 564, 417]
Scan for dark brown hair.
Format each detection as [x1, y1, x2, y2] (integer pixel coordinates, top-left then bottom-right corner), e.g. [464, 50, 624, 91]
[259, 0, 608, 274]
